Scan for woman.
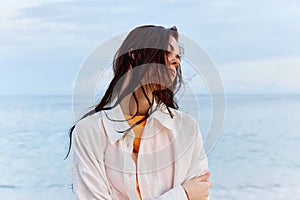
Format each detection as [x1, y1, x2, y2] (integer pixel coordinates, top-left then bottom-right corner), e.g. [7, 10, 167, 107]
[66, 25, 212, 200]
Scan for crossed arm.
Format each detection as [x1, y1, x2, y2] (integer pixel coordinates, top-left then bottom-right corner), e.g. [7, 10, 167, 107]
[71, 123, 211, 200]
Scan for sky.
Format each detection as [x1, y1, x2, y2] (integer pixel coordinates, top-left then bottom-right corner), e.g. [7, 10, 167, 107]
[0, 0, 299, 95]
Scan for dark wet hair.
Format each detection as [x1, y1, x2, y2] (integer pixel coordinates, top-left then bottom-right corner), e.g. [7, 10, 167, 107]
[65, 25, 183, 159]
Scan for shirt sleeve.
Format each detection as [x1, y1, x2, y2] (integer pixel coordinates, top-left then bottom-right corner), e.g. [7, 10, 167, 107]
[152, 185, 188, 200]
[151, 120, 209, 200]
[184, 122, 210, 200]
[72, 120, 113, 200]
[185, 123, 209, 180]
[149, 123, 207, 200]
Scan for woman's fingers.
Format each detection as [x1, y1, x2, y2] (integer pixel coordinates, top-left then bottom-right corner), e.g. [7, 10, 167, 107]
[195, 172, 210, 182]
[182, 178, 212, 200]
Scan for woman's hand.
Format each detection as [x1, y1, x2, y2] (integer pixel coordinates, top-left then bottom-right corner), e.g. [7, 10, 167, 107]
[181, 172, 212, 200]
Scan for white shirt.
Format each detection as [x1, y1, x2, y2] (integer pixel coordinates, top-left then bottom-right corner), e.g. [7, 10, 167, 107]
[72, 102, 209, 200]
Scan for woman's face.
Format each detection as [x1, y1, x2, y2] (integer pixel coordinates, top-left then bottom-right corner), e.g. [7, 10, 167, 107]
[166, 36, 181, 81]
[139, 35, 181, 92]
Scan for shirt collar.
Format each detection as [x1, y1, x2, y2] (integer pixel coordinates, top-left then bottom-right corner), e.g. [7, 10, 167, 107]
[102, 99, 178, 144]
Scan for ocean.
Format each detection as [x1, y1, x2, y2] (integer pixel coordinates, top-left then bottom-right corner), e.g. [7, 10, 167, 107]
[0, 94, 299, 199]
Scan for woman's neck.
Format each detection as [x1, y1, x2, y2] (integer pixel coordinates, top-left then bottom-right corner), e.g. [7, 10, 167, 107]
[120, 87, 153, 116]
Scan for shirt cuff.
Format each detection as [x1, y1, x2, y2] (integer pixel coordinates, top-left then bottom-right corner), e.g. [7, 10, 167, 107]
[174, 185, 189, 200]
[156, 184, 189, 200]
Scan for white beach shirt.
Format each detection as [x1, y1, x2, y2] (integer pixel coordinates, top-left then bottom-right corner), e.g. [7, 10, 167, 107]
[72, 102, 209, 200]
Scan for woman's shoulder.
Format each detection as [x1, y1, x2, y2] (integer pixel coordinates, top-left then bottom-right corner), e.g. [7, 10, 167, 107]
[73, 112, 106, 141]
[73, 112, 108, 156]
[75, 112, 101, 131]
[170, 108, 198, 127]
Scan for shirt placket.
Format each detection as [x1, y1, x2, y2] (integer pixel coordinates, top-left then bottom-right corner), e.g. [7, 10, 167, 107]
[136, 119, 152, 200]
[123, 132, 140, 200]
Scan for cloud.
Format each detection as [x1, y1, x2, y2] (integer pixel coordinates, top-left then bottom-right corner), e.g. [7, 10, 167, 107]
[1, 0, 300, 94]
[1, 0, 300, 55]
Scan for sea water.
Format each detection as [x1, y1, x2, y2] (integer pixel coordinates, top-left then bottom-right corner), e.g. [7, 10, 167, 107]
[0, 94, 299, 199]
